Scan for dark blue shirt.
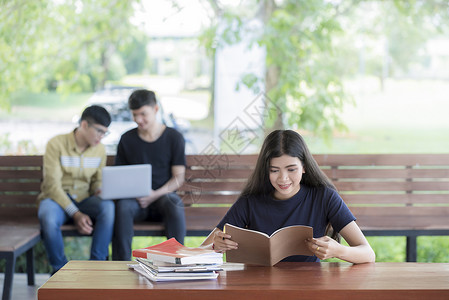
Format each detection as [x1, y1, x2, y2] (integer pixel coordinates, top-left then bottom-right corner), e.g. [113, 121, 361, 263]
[115, 127, 185, 190]
[217, 185, 356, 262]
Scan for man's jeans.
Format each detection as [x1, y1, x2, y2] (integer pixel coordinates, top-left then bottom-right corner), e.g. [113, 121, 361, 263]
[112, 193, 186, 261]
[38, 196, 114, 272]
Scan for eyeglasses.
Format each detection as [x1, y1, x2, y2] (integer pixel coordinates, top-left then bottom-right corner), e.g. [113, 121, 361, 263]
[88, 123, 110, 137]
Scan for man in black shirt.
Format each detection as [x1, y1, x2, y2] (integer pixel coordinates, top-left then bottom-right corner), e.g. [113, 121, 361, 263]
[112, 89, 186, 261]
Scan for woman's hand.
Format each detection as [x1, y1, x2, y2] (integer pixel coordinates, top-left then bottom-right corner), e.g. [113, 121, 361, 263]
[306, 236, 341, 260]
[211, 229, 238, 253]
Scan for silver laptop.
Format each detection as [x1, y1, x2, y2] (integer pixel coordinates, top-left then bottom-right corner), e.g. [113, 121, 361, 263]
[100, 164, 152, 199]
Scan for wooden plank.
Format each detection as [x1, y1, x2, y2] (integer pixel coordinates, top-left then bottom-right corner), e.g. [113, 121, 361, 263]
[0, 181, 41, 191]
[314, 154, 449, 166]
[324, 168, 449, 179]
[342, 194, 449, 205]
[353, 206, 449, 230]
[178, 181, 246, 192]
[183, 206, 228, 230]
[0, 225, 41, 251]
[351, 206, 449, 216]
[334, 181, 449, 192]
[180, 193, 239, 205]
[0, 155, 43, 166]
[186, 154, 258, 167]
[357, 216, 449, 231]
[0, 169, 42, 180]
[0, 194, 39, 205]
[186, 169, 253, 180]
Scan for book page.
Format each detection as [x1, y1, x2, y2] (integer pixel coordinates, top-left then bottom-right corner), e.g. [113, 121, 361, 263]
[224, 224, 271, 265]
[269, 225, 313, 266]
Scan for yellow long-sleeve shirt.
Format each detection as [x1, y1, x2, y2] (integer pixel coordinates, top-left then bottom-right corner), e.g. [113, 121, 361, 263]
[37, 130, 106, 216]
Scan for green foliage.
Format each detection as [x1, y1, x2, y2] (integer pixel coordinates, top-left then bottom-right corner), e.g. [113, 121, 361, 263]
[198, 0, 449, 140]
[199, 0, 354, 139]
[367, 237, 406, 262]
[0, 0, 146, 108]
[417, 236, 449, 262]
[120, 33, 149, 74]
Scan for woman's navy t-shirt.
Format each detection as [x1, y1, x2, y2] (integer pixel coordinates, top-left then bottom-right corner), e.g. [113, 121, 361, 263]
[217, 185, 356, 262]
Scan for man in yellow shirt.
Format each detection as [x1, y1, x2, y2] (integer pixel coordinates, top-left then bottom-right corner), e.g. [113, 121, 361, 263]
[37, 105, 114, 274]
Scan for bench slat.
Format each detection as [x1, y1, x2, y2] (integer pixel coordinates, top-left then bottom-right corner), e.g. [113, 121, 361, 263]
[186, 169, 253, 180]
[324, 168, 449, 179]
[342, 194, 449, 205]
[180, 194, 238, 205]
[0, 182, 41, 191]
[178, 181, 247, 192]
[335, 181, 449, 191]
[186, 154, 258, 167]
[0, 226, 41, 251]
[0, 155, 43, 166]
[315, 154, 449, 166]
[0, 194, 39, 205]
[0, 169, 42, 180]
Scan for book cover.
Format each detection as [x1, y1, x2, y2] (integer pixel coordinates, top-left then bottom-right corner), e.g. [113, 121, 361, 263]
[224, 223, 314, 266]
[132, 238, 223, 265]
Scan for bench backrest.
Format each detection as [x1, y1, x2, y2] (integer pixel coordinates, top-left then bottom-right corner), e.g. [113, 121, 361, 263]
[315, 154, 449, 231]
[1, 154, 448, 232]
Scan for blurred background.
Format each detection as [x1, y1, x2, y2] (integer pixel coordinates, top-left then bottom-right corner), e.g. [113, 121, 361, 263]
[1, 0, 448, 272]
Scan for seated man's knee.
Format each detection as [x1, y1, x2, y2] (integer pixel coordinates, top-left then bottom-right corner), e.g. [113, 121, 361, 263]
[98, 200, 115, 221]
[38, 210, 61, 230]
[100, 200, 115, 214]
[115, 199, 138, 216]
[38, 200, 63, 229]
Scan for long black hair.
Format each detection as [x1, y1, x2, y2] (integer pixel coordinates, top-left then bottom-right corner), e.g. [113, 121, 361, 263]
[241, 129, 339, 240]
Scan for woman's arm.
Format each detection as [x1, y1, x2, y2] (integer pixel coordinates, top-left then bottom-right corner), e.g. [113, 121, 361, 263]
[200, 227, 238, 252]
[306, 221, 376, 264]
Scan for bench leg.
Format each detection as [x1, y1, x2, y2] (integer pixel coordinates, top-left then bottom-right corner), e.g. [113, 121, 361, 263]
[26, 247, 35, 286]
[2, 253, 15, 300]
[406, 236, 417, 262]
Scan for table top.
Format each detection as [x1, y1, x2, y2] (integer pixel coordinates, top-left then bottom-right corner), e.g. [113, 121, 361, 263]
[38, 260, 449, 300]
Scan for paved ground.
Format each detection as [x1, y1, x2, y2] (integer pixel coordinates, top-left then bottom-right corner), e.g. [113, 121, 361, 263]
[0, 272, 49, 300]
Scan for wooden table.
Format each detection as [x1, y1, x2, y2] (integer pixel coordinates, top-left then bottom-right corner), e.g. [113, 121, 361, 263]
[38, 261, 449, 300]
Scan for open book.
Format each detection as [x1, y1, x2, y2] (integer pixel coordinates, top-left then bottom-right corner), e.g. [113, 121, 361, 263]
[132, 238, 223, 265]
[224, 223, 314, 266]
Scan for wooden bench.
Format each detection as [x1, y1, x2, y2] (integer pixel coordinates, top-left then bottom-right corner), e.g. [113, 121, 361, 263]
[1, 154, 449, 299]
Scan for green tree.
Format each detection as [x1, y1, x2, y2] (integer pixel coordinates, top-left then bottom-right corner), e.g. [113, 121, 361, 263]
[199, 0, 353, 139]
[198, 0, 449, 139]
[0, 0, 145, 108]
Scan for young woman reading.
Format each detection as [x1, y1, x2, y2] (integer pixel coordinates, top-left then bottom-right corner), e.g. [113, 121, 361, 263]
[201, 130, 375, 264]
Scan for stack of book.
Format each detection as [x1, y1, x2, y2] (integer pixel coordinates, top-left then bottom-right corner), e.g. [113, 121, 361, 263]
[129, 238, 223, 282]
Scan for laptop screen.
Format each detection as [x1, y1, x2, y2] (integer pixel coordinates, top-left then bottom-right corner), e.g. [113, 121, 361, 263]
[100, 164, 152, 199]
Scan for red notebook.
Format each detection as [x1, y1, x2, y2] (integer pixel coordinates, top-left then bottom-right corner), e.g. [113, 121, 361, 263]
[132, 238, 223, 265]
